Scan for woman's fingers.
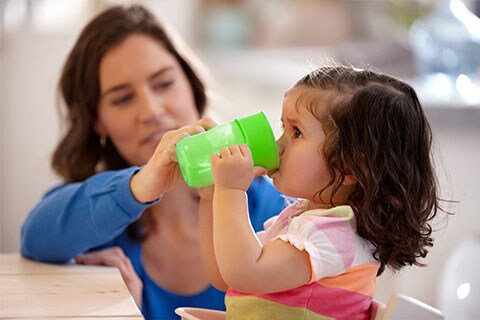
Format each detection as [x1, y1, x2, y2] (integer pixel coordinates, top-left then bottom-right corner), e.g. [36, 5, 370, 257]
[176, 117, 218, 139]
[196, 116, 217, 131]
[131, 117, 220, 200]
[159, 117, 218, 163]
[75, 247, 143, 307]
[75, 248, 133, 281]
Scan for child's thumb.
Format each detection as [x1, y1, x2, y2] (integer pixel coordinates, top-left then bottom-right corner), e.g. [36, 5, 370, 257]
[253, 166, 268, 177]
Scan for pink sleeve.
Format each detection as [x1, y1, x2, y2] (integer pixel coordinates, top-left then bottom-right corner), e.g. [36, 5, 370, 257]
[276, 214, 356, 283]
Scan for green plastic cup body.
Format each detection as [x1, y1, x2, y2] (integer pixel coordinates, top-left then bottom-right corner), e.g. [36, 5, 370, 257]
[176, 111, 279, 188]
[177, 122, 244, 188]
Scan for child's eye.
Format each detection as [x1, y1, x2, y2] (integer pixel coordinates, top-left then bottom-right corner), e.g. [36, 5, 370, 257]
[292, 126, 302, 138]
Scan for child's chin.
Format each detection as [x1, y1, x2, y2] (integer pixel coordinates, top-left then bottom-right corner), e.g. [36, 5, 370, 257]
[267, 169, 278, 178]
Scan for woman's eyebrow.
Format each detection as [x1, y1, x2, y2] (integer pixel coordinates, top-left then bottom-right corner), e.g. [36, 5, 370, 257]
[148, 66, 174, 81]
[101, 84, 130, 99]
[101, 66, 176, 98]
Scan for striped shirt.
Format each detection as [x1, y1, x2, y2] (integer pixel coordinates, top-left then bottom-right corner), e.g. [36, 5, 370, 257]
[225, 201, 380, 320]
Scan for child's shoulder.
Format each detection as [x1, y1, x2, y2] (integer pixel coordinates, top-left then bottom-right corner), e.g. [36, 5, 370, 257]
[300, 205, 354, 220]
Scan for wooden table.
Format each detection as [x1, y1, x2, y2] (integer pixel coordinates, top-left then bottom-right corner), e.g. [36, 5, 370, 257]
[0, 253, 143, 319]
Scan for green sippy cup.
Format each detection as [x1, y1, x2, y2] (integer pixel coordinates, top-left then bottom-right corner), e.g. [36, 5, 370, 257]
[176, 111, 279, 188]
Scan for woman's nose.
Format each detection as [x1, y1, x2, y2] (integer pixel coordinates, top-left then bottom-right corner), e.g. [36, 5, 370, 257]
[138, 89, 165, 123]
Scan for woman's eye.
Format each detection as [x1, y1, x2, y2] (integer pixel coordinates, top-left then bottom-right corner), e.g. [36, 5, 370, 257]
[112, 94, 133, 106]
[153, 80, 174, 90]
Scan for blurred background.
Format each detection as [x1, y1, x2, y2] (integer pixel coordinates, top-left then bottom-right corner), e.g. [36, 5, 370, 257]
[1, 0, 480, 315]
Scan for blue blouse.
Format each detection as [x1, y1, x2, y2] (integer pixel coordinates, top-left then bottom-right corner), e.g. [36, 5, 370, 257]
[21, 167, 285, 319]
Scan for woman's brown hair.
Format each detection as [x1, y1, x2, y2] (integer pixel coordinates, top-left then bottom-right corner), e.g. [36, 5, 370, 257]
[294, 66, 447, 275]
[53, 5, 207, 183]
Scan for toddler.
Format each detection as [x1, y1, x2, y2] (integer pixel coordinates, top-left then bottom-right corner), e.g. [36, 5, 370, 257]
[198, 65, 443, 319]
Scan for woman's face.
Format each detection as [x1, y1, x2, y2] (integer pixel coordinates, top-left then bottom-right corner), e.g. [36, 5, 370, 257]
[95, 33, 199, 166]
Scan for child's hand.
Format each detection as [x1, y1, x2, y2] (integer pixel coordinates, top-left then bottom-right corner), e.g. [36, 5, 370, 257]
[211, 144, 266, 191]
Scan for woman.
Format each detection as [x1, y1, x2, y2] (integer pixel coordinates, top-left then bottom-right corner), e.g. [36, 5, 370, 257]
[20, 5, 285, 319]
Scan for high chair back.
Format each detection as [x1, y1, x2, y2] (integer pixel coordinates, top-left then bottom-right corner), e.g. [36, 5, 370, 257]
[380, 293, 444, 320]
[175, 307, 226, 320]
[370, 299, 386, 320]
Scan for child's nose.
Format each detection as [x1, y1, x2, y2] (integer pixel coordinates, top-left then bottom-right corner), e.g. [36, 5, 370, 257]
[276, 138, 285, 156]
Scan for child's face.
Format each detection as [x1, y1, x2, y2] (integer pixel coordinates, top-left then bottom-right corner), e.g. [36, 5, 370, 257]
[269, 87, 334, 206]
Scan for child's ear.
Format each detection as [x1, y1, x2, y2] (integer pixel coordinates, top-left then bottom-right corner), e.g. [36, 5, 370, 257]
[342, 174, 357, 186]
[342, 168, 357, 186]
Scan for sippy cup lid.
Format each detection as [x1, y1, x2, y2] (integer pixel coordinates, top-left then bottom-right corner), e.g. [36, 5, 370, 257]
[235, 111, 280, 170]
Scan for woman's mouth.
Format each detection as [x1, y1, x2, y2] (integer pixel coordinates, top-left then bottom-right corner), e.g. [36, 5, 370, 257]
[142, 131, 167, 147]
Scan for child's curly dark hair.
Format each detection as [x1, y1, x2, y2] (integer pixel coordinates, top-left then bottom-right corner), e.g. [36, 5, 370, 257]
[295, 66, 444, 275]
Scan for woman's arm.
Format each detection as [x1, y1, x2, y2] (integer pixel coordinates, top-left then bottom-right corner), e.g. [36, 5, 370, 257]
[21, 167, 152, 263]
[21, 118, 217, 263]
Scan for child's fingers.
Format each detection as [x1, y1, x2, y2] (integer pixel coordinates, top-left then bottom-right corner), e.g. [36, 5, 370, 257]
[219, 146, 232, 158]
[210, 152, 221, 168]
[211, 152, 219, 161]
[239, 144, 252, 157]
[229, 144, 241, 155]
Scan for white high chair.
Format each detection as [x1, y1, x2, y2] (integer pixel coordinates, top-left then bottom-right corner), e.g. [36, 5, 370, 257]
[174, 307, 225, 320]
[175, 293, 444, 320]
[372, 293, 444, 320]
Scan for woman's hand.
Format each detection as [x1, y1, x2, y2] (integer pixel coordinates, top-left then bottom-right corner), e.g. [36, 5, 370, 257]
[75, 247, 143, 308]
[198, 185, 214, 202]
[130, 117, 217, 203]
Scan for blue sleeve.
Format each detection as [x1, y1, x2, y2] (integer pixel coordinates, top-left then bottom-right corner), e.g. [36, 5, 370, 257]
[247, 176, 286, 232]
[20, 167, 157, 263]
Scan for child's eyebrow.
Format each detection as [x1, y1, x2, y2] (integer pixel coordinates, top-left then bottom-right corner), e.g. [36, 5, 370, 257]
[282, 114, 302, 125]
[280, 117, 294, 127]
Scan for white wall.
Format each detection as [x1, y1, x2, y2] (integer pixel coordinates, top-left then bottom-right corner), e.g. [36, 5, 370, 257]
[376, 109, 480, 306]
[0, 0, 4, 251]
[1, 32, 72, 251]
